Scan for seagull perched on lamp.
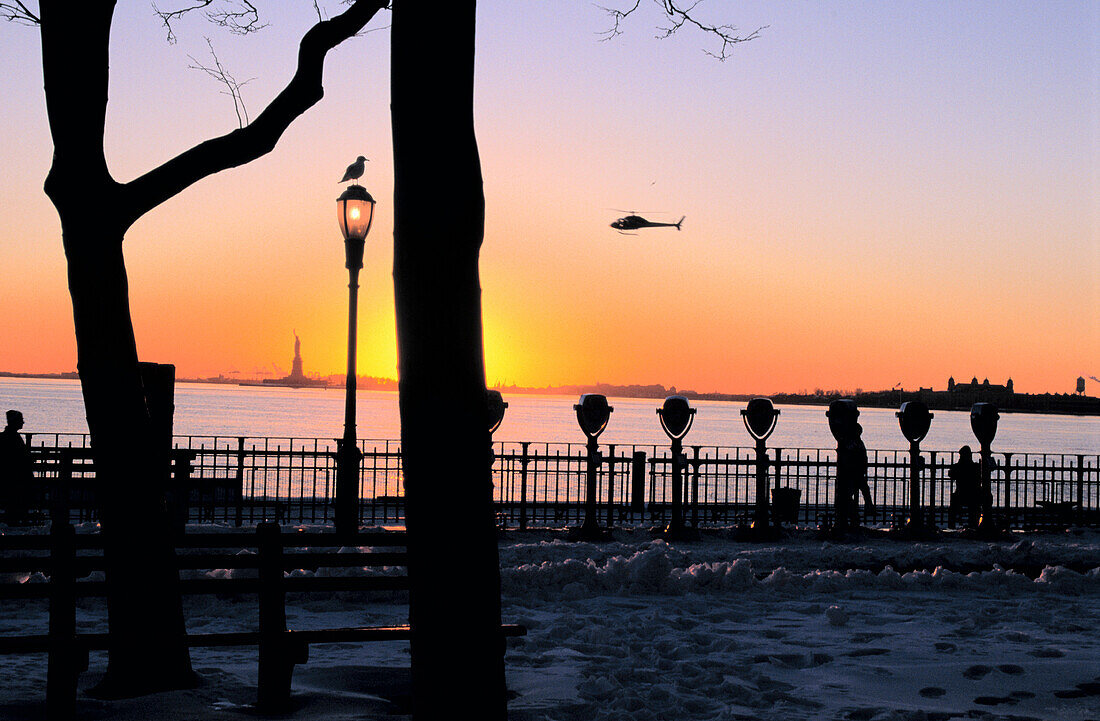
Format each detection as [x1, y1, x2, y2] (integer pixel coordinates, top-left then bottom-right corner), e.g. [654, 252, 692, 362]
[340, 156, 368, 184]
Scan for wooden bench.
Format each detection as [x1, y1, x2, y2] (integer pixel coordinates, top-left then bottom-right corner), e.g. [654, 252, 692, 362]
[0, 522, 525, 717]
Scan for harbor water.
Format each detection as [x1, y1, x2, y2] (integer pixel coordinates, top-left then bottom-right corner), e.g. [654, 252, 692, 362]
[0, 377, 1095, 455]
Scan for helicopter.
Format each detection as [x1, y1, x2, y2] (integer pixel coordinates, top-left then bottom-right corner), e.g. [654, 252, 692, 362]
[610, 212, 685, 233]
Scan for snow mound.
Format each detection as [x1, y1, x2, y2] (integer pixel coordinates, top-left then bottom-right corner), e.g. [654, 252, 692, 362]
[500, 539, 1100, 598]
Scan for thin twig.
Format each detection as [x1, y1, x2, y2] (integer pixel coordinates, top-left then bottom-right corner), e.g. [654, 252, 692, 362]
[187, 37, 254, 128]
[152, 0, 214, 43]
[597, 0, 765, 60]
[152, 0, 266, 44]
[0, 1, 40, 25]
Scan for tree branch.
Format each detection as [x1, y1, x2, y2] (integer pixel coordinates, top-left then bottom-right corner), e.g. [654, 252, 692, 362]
[206, 0, 263, 36]
[0, 1, 40, 25]
[122, 0, 386, 227]
[598, 0, 765, 60]
[152, 0, 265, 44]
[188, 37, 254, 128]
[151, 0, 213, 43]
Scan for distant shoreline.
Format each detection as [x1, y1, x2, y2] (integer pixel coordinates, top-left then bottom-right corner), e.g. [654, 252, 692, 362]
[493, 383, 1100, 417]
[3, 372, 1097, 416]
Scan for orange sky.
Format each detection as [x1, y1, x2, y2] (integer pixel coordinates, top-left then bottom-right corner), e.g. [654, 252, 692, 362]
[0, 2, 1096, 396]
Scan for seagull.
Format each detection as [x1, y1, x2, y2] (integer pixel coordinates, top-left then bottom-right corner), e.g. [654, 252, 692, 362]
[339, 156, 368, 184]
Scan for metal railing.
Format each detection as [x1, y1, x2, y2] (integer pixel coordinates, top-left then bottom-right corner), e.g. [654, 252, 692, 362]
[20, 434, 1100, 530]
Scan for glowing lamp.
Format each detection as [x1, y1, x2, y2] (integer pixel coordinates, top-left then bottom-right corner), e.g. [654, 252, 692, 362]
[487, 390, 508, 434]
[970, 403, 999, 447]
[896, 401, 933, 444]
[575, 394, 613, 440]
[337, 185, 376, 269]
[742, 398, 779, 442]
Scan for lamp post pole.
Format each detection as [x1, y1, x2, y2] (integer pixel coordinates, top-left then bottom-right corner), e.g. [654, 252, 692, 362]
[335, 184, 375, 537]
[336, 257, 363, 535]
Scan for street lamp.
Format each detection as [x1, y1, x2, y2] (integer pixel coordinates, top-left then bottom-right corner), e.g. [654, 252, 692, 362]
[657, 395, 696, 539]
[896, 401, 933, 532]
[742, 398, 779, 533]
[335, 185, 376, 537]
[573, 394, 613, 540]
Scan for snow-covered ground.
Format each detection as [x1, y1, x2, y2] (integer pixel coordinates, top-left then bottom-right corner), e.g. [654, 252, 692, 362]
[2, 526, 1099, 720]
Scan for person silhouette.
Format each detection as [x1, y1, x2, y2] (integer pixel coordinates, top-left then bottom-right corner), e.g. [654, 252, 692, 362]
[834, 420, 870, 532]
[948, 445, 982, 529]
[850, 424, 874, 522]
[0, 410, 33, 525]
[839, 423, 873, 527]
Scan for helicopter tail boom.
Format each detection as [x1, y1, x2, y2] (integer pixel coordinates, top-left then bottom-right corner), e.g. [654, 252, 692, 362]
[676, 216, 685, 230]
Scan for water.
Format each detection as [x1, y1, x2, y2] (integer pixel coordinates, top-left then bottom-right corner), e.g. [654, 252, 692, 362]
[1, 377, 1096, 454]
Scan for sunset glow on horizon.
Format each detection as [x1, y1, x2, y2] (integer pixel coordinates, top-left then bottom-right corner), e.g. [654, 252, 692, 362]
[0, 2, 1096, 397]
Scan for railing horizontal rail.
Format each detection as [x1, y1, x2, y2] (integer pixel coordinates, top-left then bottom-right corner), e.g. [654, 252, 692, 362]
[12, 435, 1098, 530]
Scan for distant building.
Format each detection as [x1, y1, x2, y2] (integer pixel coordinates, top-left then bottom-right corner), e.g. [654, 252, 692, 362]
[945, 376, 1014, 406]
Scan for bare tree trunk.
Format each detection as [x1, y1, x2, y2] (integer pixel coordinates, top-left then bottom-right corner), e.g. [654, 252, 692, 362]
[34, 0, 386, 697]
[41, 1, 194, 695]
[391, 2, 507, 717]
[65, 234, 195, 695]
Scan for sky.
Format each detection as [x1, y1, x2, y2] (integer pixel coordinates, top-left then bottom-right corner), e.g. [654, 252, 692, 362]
[0, 1, 1096, 395]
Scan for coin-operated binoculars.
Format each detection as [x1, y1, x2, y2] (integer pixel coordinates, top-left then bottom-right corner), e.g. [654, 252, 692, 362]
[487, 390, 508, 436]
[657, 395, 696, 539]
[486, 389, 508, 484]
[573, 394, 612, 540]
[826, 399, 860, 533]
[896, 401, 933, 531]
[970, 403, 999, 529]
[742, 398, 779, 532]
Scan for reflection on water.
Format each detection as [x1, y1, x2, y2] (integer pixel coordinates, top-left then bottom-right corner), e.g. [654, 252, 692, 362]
[0, 378, 1096, 454]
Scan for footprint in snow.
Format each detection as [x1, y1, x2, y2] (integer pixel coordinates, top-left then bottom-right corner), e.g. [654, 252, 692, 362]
[973, 695, 1019, 706]
[845, 648, 890, 658]
[933, 642, 956, 653]
[1054, 681, 1100, 698]
[997, 664, 1025, 675]
[919, 687, 946, 698]
[1028, 647, 1064, 658]
[963, 664, 993, 680]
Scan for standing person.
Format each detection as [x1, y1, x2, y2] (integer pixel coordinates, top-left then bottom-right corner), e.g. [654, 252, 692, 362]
[850, 424, 874, 524]
[0, 410, 33, 525]
[949, 445, 982, 529]
[840, 423, 874, 527]
[834, 421, 869, 532]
